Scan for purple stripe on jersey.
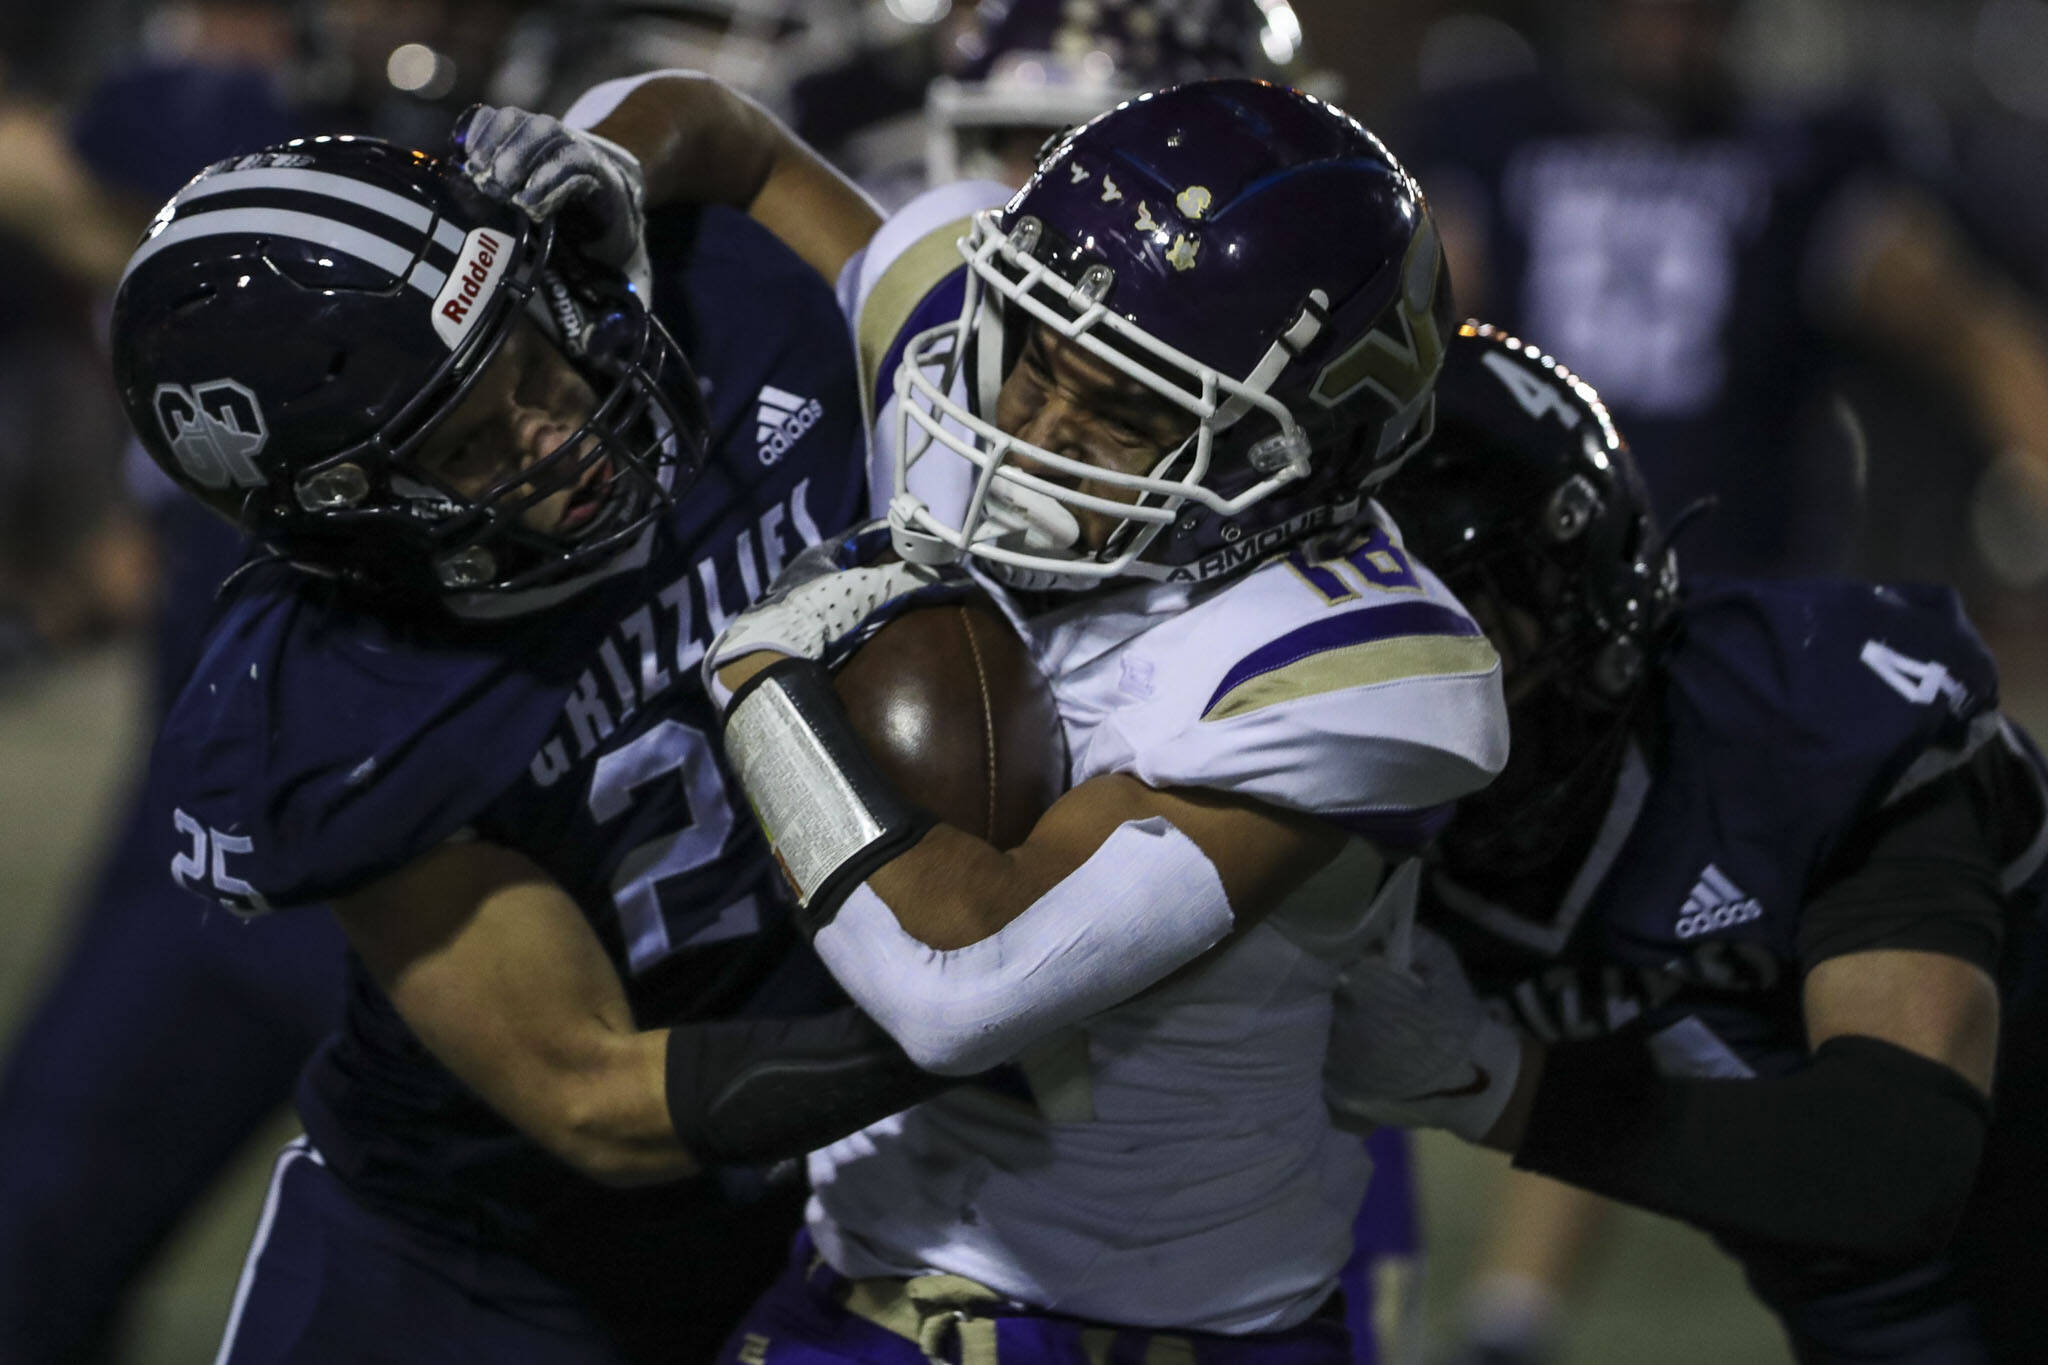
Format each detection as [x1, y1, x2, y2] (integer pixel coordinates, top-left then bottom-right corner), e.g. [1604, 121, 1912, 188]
[1326, 802, 1454, 850]
[874, 272, 968, 417]
[1204, 600, 1484, 717]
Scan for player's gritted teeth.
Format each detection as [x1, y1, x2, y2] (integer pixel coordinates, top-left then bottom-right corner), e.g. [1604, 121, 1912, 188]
[993, 325, 1196, 551]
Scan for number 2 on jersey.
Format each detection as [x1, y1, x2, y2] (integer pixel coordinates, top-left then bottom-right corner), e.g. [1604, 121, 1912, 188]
[587, 720, 757, 973]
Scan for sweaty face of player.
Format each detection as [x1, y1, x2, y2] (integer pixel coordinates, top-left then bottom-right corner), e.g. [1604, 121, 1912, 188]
[993, 324, 1199, 552]
[414, 313, 611, 539]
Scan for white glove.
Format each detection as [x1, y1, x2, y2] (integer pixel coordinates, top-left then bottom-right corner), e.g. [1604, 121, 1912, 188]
[1323, 920, 1525, 1144]
[454, 104, 654, 301]
[703, 522, 971, 707]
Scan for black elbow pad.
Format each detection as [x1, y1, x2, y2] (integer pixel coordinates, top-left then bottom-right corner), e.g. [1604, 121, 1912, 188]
[1516, 1034, 1990, 1262]
[665, 1008, 956, 1167]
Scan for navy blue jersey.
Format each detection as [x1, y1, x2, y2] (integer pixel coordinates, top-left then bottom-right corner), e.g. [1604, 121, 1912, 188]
[144, 203, 867, 1247]
[1429, 577, 2048, 1081]
[1396, 78, 1915, 574]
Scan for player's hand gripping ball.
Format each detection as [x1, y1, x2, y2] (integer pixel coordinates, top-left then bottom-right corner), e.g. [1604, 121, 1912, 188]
[708, 522, 1066, 848]
[834, 596, 1066, 849]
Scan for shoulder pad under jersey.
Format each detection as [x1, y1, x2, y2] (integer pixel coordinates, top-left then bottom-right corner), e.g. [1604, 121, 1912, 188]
[844, 180, 1010, 421]
[145, 567, 573, 912]
[1068, 515, 1509, 841]
[1668, 577, 2002, 831]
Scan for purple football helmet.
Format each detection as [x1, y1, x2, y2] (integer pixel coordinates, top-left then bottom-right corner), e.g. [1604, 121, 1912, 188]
[889, 78, 1453, 588]
[925, 0, 1306, 185]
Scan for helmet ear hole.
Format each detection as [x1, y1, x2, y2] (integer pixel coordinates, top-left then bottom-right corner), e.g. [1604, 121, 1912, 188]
[1544, 474, 1600, 543]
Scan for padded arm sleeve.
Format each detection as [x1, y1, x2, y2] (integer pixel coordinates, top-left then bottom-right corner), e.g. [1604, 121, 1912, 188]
[1514, 1033, 1990, 1262]
[664, 1008, 955, 1165]
[813, 816, 1235, 1075]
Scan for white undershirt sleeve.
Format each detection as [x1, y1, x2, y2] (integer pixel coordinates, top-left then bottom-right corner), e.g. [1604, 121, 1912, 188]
[813, 816, 1235, 1075]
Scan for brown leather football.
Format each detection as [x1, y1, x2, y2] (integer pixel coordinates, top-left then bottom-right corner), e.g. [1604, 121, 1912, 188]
[834, 598, 1067, 849]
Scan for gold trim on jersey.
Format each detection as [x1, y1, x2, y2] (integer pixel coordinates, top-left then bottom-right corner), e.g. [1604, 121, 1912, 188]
[1201, 634, 1499, 722]
[857, 215, 977, 427]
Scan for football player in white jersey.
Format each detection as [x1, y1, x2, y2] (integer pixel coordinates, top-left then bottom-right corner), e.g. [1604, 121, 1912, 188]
[460, 72, 1513, 1362]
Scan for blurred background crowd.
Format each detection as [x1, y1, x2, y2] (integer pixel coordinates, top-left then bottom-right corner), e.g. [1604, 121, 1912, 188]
[0, 0, 2045, 1361]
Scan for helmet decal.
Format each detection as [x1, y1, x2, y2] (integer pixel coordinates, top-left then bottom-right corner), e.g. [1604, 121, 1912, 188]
[432, 227, 513, 350]
[122, 160, 467, 301]
[153, 380, 268, 490]
[1310, 217, 1446, 427]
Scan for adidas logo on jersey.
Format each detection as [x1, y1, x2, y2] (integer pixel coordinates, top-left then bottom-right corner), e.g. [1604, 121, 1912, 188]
[756, 385, 824, 466]
[1675, 863, 1762, 940]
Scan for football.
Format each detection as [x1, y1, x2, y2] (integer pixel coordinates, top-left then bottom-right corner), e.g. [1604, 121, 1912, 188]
[834, 597, 1067, 849]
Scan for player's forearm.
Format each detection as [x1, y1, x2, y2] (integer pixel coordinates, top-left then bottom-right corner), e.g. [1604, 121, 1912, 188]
[591, 72, 879, 282]
[865, 773, 1342, 950]
[865, 821, 1113, 950]
[543, 1009, 959, 1179]
[1511, 1033, 1988, 1261]
[817, 816, 1237, 1075]
[719, 665, 1255, 1075]
[540, 1026, 701, 1187]
[336, 842, 700, 1187]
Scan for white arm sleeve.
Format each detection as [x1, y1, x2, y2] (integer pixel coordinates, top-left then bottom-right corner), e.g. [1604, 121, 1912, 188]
[813, 816, 1235, 1075]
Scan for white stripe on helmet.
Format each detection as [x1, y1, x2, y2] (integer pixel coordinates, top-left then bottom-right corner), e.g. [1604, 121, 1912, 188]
[176, 167, 468, 257]
[121, 207, 449, 296]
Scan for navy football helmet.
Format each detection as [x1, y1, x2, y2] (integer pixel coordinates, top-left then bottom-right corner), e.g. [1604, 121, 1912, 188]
[111, 135, 703, 606]
[888, 77, 1453, 589]
[1384, 322, 1678, 875]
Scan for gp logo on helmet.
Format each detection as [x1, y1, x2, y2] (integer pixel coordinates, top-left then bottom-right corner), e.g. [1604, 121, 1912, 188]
[154, 379, 268, 490]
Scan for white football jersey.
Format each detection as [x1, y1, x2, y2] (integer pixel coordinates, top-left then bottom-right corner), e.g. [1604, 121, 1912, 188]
[807, 185, 1508, 1333]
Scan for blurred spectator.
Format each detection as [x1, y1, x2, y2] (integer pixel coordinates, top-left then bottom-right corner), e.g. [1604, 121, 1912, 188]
[0, 238, 146, 670]
[1395, 0, 2048, 580]
[0, 73, 164, 669]
[787, 0, 1323, 209]
[0, 3, 558, 1359]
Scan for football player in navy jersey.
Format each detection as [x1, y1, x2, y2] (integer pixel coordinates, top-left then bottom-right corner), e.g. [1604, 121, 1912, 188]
[106, 78, 967, 1362]
[1330, 323, 2048, 1364]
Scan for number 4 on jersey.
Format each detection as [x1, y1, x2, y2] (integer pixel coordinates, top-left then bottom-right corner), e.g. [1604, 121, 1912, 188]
[1860, 639, 1967, 708]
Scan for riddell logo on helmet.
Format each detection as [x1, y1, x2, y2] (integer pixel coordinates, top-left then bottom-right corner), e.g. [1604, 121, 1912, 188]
[431, 228, 510, 350]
